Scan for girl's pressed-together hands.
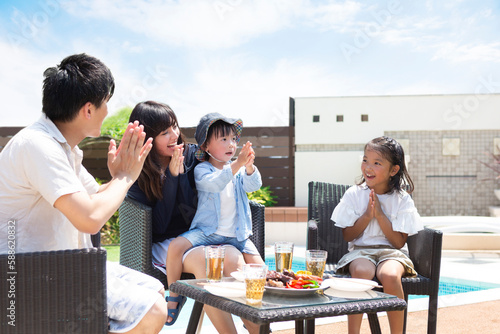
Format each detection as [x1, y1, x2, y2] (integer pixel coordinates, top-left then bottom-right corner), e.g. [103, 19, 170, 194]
[363, 189, 407, 249]
[364, 189, 383, 220]
[343, 189, 406, 248]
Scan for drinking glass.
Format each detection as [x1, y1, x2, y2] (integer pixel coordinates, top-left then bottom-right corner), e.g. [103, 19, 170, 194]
[243, 264, 268, 305]
[274, 241, 294, 273]
[205, 245, 225, 282]
[305, 249, 328, 278]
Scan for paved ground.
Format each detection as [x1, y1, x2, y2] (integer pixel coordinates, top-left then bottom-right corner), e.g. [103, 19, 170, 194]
[274, 299, 500, 334]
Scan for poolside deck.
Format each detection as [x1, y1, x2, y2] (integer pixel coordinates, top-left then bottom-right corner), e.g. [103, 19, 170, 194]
[274, 299, 500, 333]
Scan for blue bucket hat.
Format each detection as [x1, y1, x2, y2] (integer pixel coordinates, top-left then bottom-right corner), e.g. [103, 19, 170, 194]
[194, 112, 243, 161]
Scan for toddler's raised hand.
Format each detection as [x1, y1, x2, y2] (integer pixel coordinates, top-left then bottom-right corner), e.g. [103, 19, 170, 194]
[236, 141, 252, 166]
[245, 147, 256, 174]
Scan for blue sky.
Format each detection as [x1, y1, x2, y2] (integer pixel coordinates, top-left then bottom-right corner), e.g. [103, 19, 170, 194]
[1, 0, 499, 127]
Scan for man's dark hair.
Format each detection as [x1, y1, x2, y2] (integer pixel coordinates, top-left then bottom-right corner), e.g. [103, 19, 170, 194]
[42, 53, 115, 122]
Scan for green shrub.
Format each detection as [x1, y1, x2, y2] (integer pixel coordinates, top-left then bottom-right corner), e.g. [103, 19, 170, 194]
[100, 107, 133, 140]
[247, 186, 277, 207]
[95, 178, 120, 245]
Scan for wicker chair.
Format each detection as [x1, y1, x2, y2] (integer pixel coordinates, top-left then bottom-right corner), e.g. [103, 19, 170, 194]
[307, 181, 442, 334]
[118, 196, 266, 288]
[0, 248, 108, 334]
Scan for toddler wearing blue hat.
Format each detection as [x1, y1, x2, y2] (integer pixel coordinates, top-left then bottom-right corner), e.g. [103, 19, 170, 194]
[165, 112, 265, 320]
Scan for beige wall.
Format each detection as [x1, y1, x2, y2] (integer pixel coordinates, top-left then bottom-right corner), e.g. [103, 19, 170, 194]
[294, 94, 500, 146]
[295, 151, 362, 206]
[386, 129, 500, 216]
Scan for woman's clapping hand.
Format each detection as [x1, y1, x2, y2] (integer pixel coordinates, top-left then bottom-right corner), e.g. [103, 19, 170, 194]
[169, 143, 185, 177]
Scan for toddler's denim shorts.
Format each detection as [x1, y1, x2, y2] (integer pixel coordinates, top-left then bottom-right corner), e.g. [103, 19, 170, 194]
[181, 228, 260, 256]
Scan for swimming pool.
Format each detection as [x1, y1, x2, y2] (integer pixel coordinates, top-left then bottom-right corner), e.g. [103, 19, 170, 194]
[264, 256, 500, 299]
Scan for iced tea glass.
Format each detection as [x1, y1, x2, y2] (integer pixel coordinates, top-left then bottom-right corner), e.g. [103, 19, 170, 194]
[243, 264, 268, 305]
[205, 245, 225, 282]
[305, 250, 327, 278]
[274, 241, 294, 273]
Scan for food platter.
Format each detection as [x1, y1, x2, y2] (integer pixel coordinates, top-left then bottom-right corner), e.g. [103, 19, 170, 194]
[264, 285, 327, 296]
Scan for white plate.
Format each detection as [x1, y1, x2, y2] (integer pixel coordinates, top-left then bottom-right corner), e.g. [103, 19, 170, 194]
[265, 286, 327, 296]
[204, 282, 246, 298]
[321, 278, 379, 292]
[325, 288, 378, 299]
[230, 271, 245, 281]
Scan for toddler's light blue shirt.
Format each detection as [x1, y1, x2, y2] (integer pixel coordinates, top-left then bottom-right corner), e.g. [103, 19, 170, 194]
[189, 161, 262, 241]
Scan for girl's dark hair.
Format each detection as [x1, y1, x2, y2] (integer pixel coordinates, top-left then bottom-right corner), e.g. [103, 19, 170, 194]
[42, 53, 115, 122]
[357, 136, 414, 194]
[129, 101, 184, 201]
[201, 120, 237, 161]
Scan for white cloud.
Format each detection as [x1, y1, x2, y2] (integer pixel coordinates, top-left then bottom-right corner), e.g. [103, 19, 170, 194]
[371, 6, 500, 65]
[302, 0, 362, 32]
[432, 42, 500, 64]
[62, 0, 298, 49]
[62, 0, 366, 49]
[108, 62, 178, 115]
[162, 55, 351, 127]
[0, 41, 57, 126]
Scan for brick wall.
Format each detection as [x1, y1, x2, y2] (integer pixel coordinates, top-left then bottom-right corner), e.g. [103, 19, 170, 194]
[265, 207, 307, 222]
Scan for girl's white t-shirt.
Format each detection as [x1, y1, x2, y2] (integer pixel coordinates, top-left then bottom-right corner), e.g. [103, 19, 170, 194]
[216, 180, 237, 237]
[331, 184, 423, 252]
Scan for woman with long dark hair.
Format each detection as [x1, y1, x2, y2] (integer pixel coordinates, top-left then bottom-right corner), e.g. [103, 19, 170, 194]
[127, 101, 259, 333]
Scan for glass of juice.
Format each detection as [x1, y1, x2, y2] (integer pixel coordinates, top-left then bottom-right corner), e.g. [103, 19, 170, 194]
[205, 245, 225, 282]
[305, 249, 328, 278]
[243, 264, 268, 305]
[274, 241, 294, 273]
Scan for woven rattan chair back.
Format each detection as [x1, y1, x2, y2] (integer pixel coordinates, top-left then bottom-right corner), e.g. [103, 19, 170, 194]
[0, 248, 108, 333]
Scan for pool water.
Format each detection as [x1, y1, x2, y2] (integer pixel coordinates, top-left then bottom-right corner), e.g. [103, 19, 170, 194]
[436, 277, 500, 296]
[264, 256, 500, 299]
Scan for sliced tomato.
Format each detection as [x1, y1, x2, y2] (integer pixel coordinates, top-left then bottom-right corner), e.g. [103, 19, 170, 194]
[286, 279, 308, 289]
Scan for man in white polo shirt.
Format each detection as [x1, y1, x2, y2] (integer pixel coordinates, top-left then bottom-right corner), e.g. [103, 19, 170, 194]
[0, 53, 168, 333]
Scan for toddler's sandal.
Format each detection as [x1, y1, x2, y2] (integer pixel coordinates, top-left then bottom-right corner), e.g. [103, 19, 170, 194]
[165, 295, 187, 326]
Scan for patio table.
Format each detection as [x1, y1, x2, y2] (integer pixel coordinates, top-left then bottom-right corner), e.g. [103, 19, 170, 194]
[170, 278, 407, 334]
